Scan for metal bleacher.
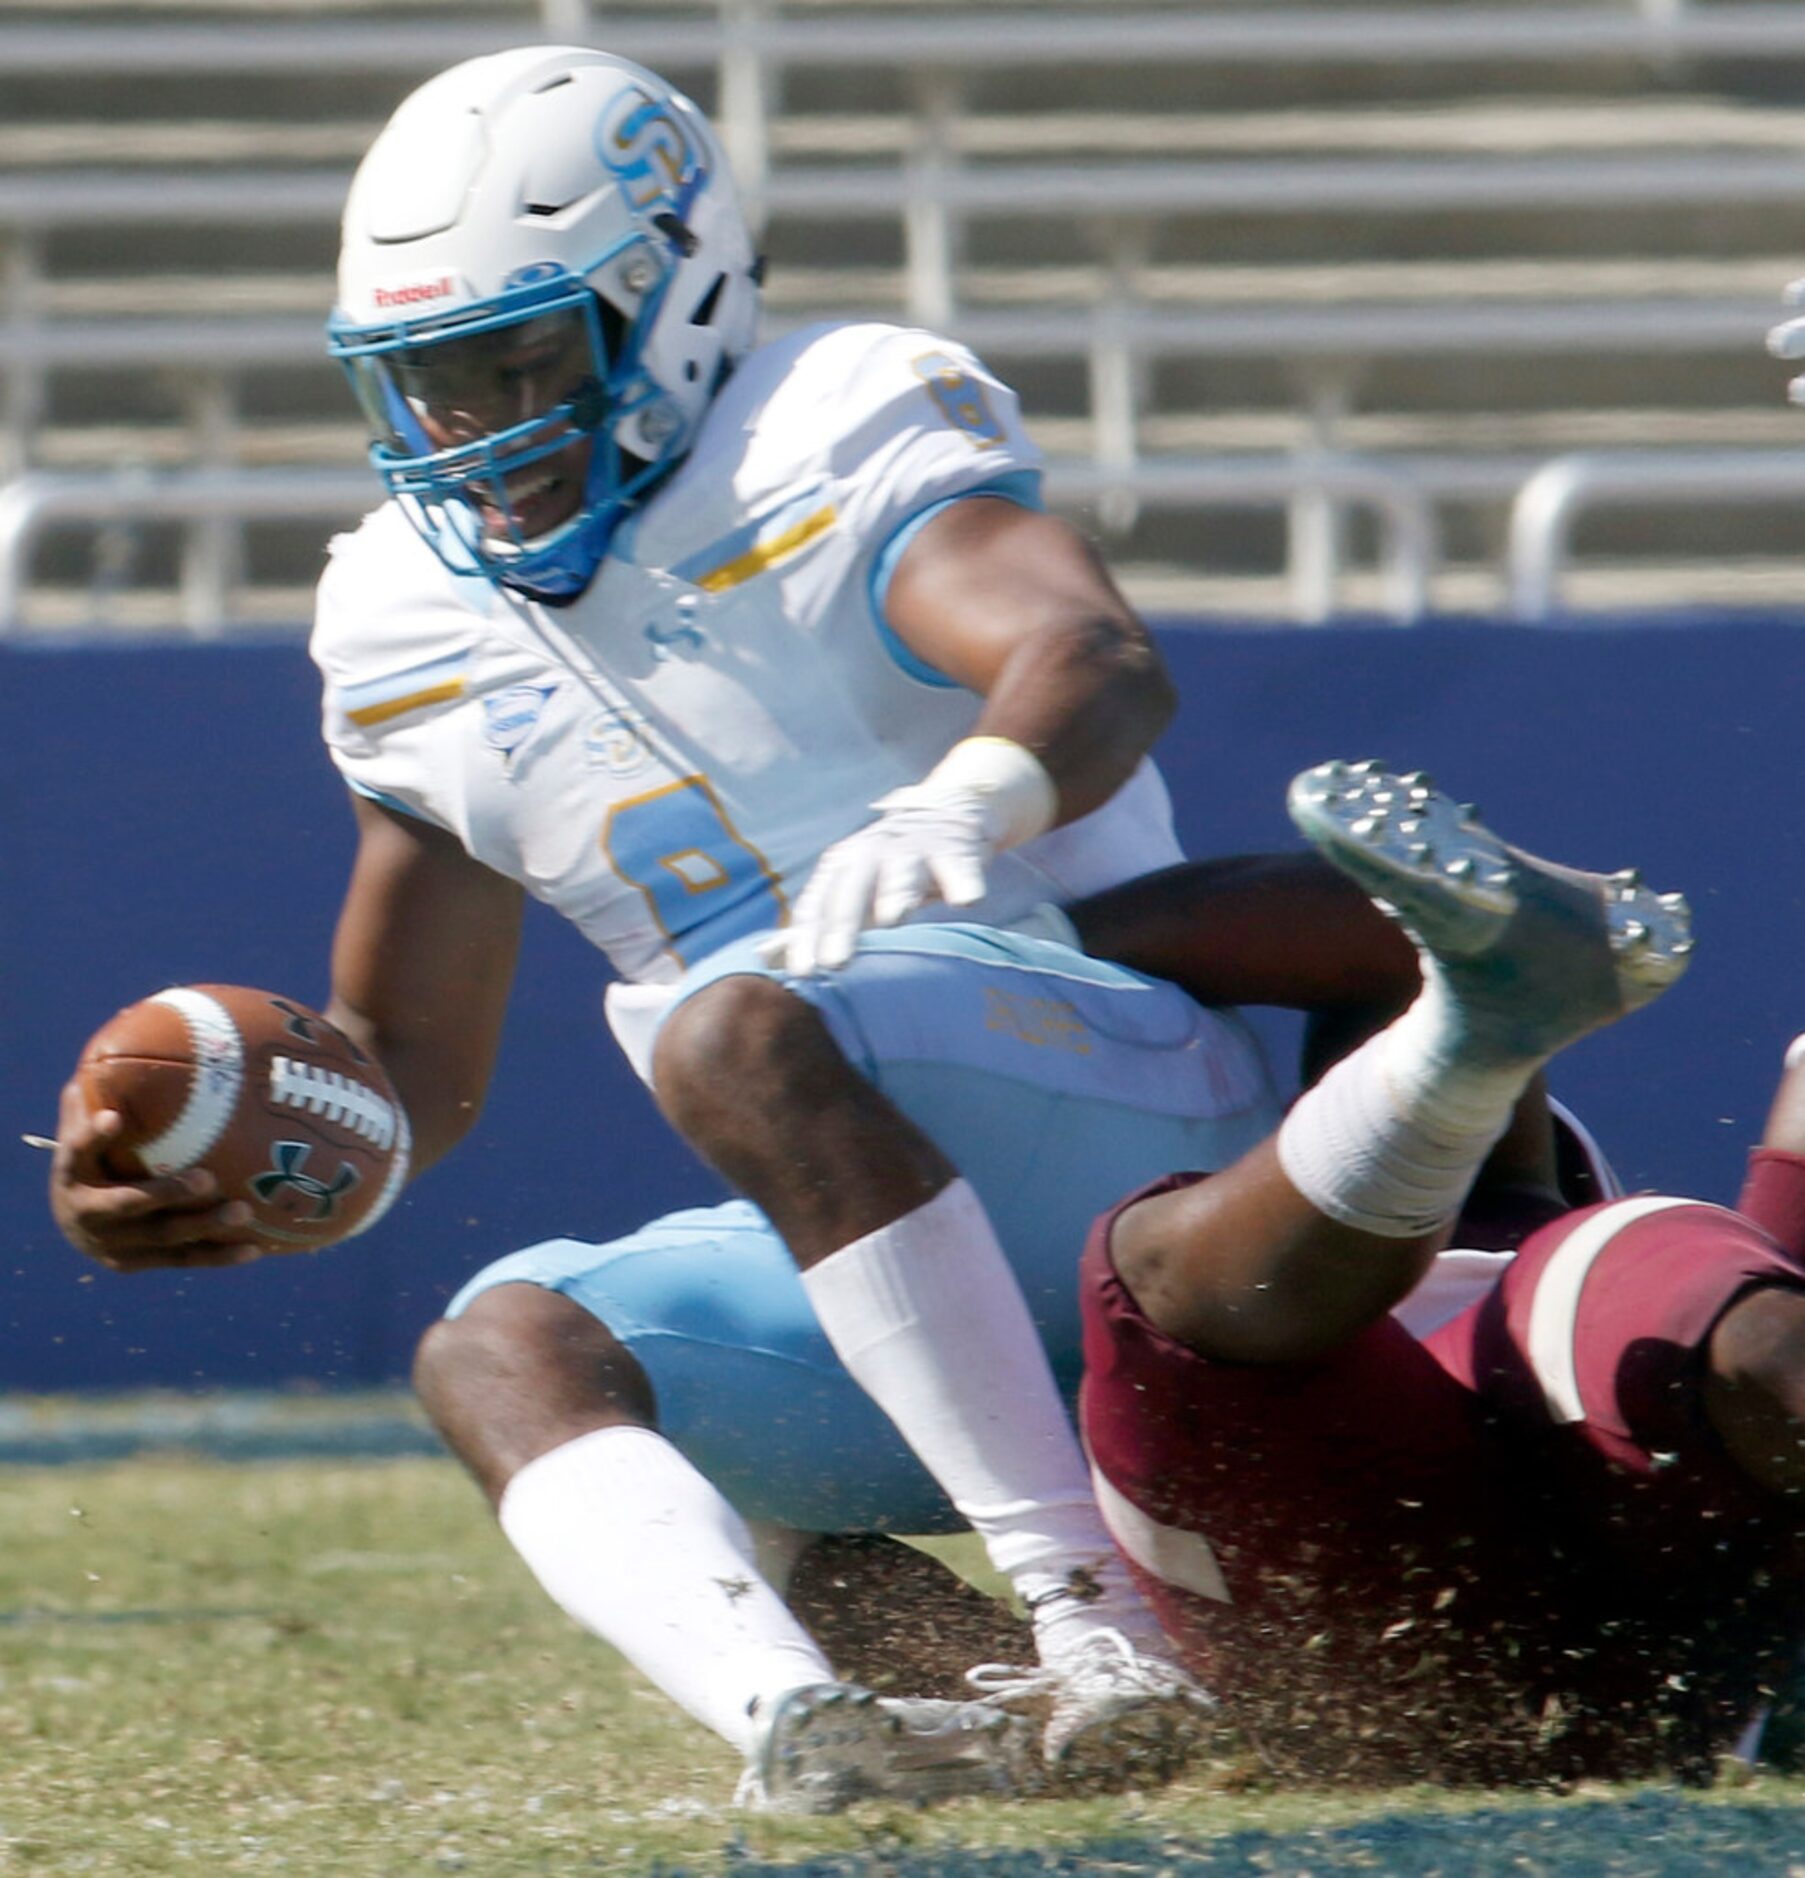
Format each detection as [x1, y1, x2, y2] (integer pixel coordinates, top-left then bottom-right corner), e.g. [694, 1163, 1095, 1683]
[5, 0, 1805, 634]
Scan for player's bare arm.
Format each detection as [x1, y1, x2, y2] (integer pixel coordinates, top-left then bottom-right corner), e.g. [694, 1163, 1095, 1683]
[49, 793, 522, 1272]
[772, 498, 1177, 973]
[325, 792, 525, 1177]
[884, 495, 1176, 824]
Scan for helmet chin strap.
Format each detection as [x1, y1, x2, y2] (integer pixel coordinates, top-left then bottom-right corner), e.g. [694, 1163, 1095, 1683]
[487, 445, 683, 605]
[472, 430, 633, 602]
[475, 494, 617, 604]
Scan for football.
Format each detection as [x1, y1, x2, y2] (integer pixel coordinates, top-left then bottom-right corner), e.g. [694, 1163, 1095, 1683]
[72, 984, 411, 1253]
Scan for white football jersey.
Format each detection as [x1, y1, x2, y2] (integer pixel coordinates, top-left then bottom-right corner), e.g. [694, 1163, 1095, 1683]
[313, 321, 1184, 1003]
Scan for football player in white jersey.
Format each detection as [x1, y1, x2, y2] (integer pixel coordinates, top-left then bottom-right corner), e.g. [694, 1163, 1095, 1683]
[48, 44, 1391, 1810]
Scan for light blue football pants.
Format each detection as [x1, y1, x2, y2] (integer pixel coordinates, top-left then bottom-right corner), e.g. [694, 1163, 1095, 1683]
[447, 922, 1281, 1534]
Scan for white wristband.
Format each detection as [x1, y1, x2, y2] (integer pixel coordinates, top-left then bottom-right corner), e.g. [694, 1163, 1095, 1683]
[923, 736, 1058, 850]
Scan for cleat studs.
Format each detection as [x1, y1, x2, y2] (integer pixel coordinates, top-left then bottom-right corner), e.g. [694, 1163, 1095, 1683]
[1293, 760, 1689, 1013]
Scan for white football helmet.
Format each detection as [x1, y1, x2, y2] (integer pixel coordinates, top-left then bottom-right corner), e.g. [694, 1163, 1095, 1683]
[328, 46, 762, 599]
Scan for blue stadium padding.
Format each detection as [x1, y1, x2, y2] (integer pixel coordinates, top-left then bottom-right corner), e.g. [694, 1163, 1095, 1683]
[4, 616, 1802, 1389]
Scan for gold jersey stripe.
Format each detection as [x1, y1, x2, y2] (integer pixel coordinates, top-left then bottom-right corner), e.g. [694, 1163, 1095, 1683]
[347, 679, 466, 728]
[696, 503, 837, 593]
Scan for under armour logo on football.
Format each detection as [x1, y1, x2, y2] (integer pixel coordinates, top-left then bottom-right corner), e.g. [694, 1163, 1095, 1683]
[270, 998, 323, 1046]
[251, 1141, 362, 1220]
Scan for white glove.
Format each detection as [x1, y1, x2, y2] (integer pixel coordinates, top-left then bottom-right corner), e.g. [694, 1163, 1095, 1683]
[765, 736, 1057, 976]
[1768, 279, 1805, 405]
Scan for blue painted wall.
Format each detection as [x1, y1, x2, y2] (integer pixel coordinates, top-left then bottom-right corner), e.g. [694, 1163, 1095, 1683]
[5, 617, 1802, 1389]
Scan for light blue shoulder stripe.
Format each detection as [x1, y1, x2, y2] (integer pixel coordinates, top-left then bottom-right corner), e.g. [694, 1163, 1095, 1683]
[337, 647, 470, 719]
[867, 469, 1045, 687]
[665, 482, 831, 588]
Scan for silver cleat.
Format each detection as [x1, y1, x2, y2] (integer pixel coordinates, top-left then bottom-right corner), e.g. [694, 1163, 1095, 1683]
[735, 1681, 1030, 1815]
[1287, 759, 1693, 1046]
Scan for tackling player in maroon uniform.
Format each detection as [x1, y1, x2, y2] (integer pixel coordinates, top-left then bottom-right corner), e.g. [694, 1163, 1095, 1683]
[1071, 760, 1805, 1784]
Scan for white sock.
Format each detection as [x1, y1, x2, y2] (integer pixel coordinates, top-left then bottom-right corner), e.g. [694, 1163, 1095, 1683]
[1277, 974, 1539, 1238]
[799, 1178, 1161, 1664]
[497, 1425, 832, 1756]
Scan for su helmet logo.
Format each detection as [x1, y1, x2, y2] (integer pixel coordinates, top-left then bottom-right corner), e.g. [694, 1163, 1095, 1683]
[597, 86, 705, 219]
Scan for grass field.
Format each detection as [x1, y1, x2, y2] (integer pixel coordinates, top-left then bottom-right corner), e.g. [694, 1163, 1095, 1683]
[4, 1415, 1805, 1875]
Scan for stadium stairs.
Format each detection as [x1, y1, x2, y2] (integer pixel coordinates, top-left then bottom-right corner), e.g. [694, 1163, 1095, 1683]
[4, 0, 1805, 633]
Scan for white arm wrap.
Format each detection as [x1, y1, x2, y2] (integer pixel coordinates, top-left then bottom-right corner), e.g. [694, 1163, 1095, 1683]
[921, 735, 1057, 851]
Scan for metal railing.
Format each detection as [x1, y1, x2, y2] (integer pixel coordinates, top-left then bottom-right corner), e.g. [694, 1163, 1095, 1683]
[27, 442, 1805, 634]
[5, 155, 1803, 328]
[0, 297, 1778, 628]
[6, 3, 1805, 628]
[5, 5, 1800, 77]
[0, 452, 1441, 634]
[1506, 449, 1805, 618]
[0, 468, 373, 636]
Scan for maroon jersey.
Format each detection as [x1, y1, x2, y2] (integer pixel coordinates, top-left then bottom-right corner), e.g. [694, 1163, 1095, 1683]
[1080, 1164, 1805, 1784]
